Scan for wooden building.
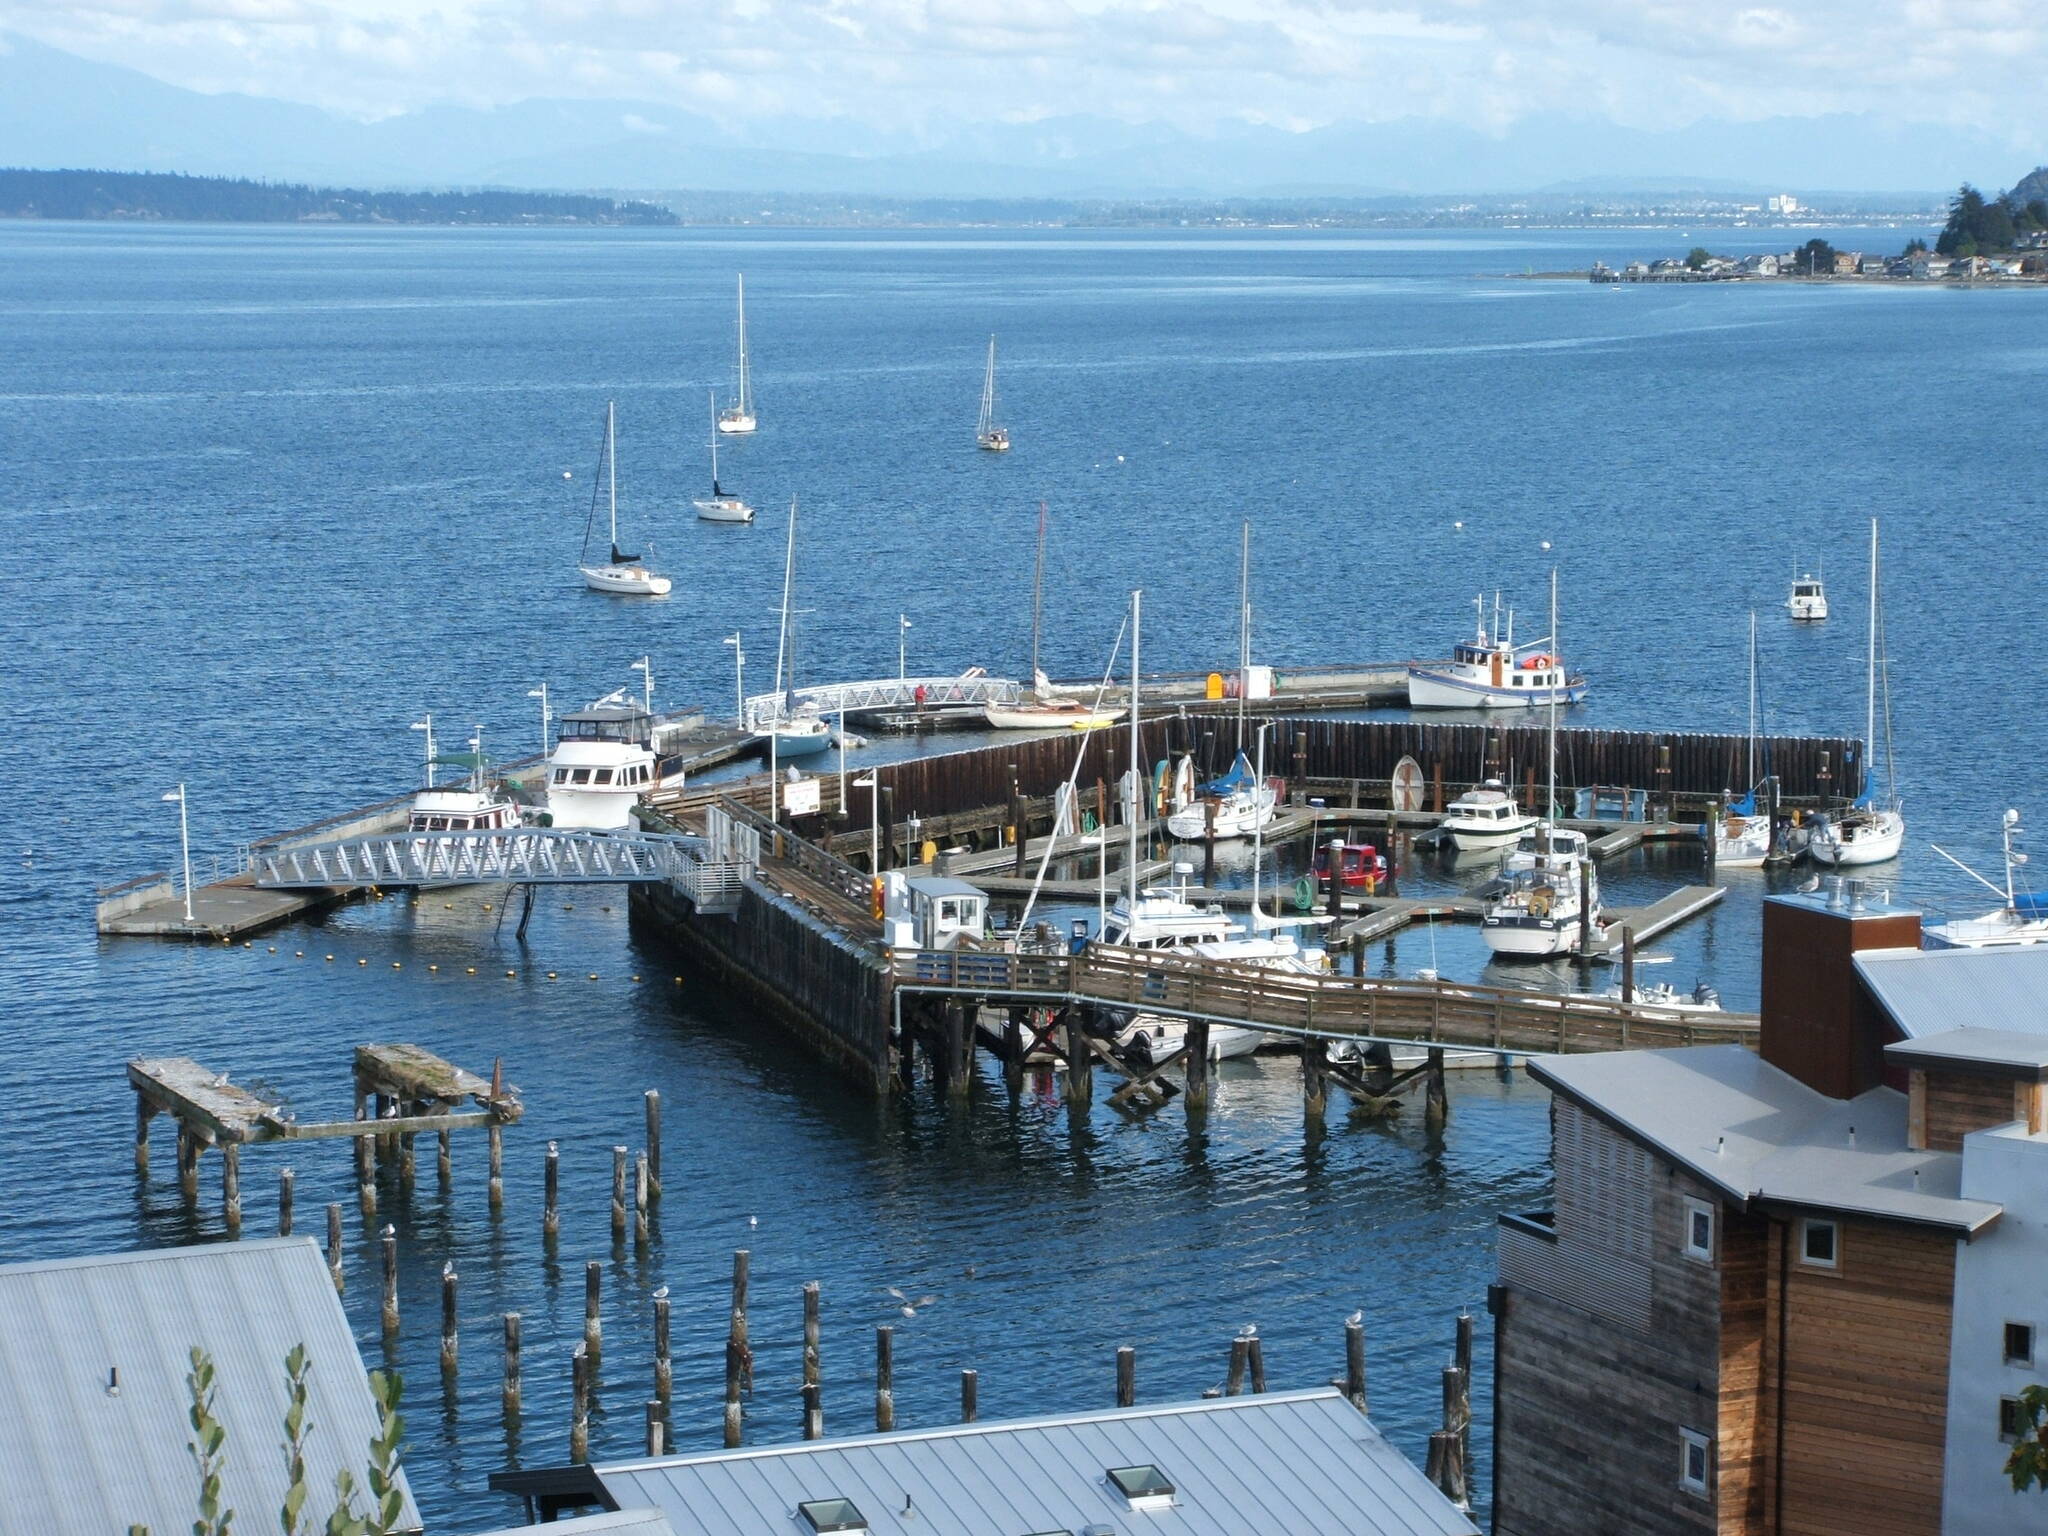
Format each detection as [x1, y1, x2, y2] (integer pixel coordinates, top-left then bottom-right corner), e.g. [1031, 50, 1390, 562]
[1491, 884, 2048, 1535]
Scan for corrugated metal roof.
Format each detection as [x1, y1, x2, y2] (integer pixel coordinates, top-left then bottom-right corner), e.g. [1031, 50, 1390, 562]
[474, 1509, 677, 1536]
[597, 1389, 1474, 1536]
[0, 1238, 421, 1536]
[1854, 945, 2048, 1039]
[1885, 1027, 2048, 1073]
[1529, 1045, 2001, 1233]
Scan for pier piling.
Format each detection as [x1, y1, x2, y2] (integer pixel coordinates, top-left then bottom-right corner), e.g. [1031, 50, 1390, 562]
[1225, 1335, 1248, 1396]
[644, 1090, 662, 1201]
[502, 1312, 522, 1419]
[1302, 1042, 1327, 1120]
[1247, 1331, 1267, 1394]
[1345, 1314, 1367, 1412]
[379, 1225, 398, 1334]
[437, 1127, 452, 1184]
[134, 1097, 152, 1173]
[1185, 1021, 1211, 1110]
[634, 1152, 651, 1245]
[611, 1145, 628, 1244]
[275, 1163, 291, 1236]
[1454, 1313, 1474, 1472]
[1116, 1346, 1136, 1408]
[583, 1260, 603, 1362]
[543, 1141, 560, 1241]
[1425, 1048, 1448, 1130]
[653, 1288, 673, 1408]
[960, 1368, 978, 1423]
[570, 1345, 590, 1463]
[1062, 1009, 1092, 1105]
[326, 1203, 344, 1292]
[875, 1326, 895, 1431]
[729, 1249, 752, 1391]
[646, 1399, 666, 1456]
[802, 1281, 822, 1439]
[177, 1124, 199, 1199]
[440, 1263, 459, 1375]
[355, 1112, 375, 1217]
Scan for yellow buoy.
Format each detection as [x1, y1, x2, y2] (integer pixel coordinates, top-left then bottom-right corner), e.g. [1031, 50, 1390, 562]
[482, 903, 493, 912]
[391, 962, 402, 970]
[428, 964, 438, 973]
[466, 966, 477, 975]
[587, 973, 598, 981]
[358, 958, 367, 966]
[546, 971, 558, 980]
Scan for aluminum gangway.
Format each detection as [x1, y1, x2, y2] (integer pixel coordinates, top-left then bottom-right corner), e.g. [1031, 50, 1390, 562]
[251, 828, 712, 891]
[743, 671, 1022, 731]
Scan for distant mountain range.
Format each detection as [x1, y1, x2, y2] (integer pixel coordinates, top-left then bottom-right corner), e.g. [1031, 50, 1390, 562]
[0, 32, 2027, 200]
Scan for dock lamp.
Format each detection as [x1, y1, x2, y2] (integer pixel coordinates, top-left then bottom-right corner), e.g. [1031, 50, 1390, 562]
[527, 684, 551, 754]
[724, 633, 745, 727]
[162, 785, 194, 923]
[410, 715, 436, 787]
[899, 615, 911, 682]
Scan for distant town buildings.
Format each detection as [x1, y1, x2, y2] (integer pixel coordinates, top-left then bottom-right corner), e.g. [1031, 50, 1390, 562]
[1767, 193, 1802, 215]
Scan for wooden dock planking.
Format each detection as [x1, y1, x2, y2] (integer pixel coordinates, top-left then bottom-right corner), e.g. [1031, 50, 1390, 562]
[97, 874, 338, 940]
[129, 1056, 281, 1143]
[354, 1043, 496, 1107]
[1592, 884, 1726, 954]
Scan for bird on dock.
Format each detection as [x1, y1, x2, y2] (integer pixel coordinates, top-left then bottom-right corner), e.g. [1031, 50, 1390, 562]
[1347, 1309, 1363, 1326]
[653, 1285, 669, 1300]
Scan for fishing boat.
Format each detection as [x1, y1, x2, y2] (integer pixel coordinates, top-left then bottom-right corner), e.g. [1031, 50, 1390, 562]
[716, 274, 757, 434]
[1312, 842, 1391, 890]
[1808, 521, 1905, 867]
[1484, 572, 1603, 958]
[976, 335, 1009, 452]
[578, 402, 671, 597]
[1787, 569, 1828, 622]
[1407, 592, 1588, 710]
[1439, 780, 1537, 849]
[544, 693, 683, 830]
[1924, 812, 2048, 949]
[1713, 612, 1773, 867]
[408, 725, 522, 833]
[692, 390, 755, 523]
[1164, 751, 1279, 840]
[761, 497, 831, 760]
[983, 505, 1122, 730]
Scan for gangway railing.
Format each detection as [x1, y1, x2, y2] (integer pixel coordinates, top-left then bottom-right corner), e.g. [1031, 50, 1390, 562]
[743, 674, 1022, 732]
[251, 828, 706, 890]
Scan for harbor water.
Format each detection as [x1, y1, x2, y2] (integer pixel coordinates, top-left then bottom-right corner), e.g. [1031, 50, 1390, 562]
[4, 221, 2044, 1529]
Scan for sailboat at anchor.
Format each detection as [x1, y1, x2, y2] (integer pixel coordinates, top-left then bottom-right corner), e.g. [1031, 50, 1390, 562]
[717, 274, 757, 435]
[693, 389, 755, 523]
[578, 401, 671, 597]
[976, 334, 1010, 452]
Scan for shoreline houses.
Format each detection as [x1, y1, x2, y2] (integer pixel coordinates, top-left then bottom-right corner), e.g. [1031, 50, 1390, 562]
[1593, 243, 2048, 282]
[1489, 884, 2048, 1535]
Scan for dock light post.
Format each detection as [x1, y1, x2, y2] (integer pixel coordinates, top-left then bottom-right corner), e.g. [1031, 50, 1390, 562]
[411, 715, 436, 787]
[899, 615, 911, 682]
[527, 684, 551, 755]
[908, 815, 923, 870]
[837, 711, 848, 812]
[855, 774, 879, 872]
[724, 634, 745, 728]
[162, 784, 194, 923]
[631, 656, 653, 717]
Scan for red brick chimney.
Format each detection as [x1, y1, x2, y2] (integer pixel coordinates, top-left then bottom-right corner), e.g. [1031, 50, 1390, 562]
[1760, 884, 1921, 1099]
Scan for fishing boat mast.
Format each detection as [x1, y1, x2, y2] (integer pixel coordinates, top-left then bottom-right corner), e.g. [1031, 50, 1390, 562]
[1127, 589, 1142, 907]
[1237, 520, 1250, 753]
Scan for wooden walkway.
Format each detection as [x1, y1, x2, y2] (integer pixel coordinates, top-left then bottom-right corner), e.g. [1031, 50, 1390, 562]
[891, 945, 1757, 1055]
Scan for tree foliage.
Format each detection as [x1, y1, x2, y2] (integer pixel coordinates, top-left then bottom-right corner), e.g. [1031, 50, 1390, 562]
[186, 1348, 235, 1536]
[1795, 237, 1837, 275]
[0, 169, 676, 226]
[2008, 1384, 2048, 1491]
[1938, 182, 2019, 255]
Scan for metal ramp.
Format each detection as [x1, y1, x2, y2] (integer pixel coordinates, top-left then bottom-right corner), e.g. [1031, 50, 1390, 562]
[250, 828, 706, 890]
[744, 673, 1022, 731]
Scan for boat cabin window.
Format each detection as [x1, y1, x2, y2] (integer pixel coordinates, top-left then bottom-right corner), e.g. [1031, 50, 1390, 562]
[592, 769, 613, 785]
[571, 768, 592, 785]
[560, 712, 652, 746]
[552, 768, 569, 784]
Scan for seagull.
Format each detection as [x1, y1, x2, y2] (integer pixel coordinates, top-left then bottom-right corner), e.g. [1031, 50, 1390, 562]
[653, 1285, 669, 1300]
[748, 1215, 757, 1227]
[961, 1265, 978, 1279]
[211, 1073, 229, 1088]
[1346, 1309, 1364, 1326]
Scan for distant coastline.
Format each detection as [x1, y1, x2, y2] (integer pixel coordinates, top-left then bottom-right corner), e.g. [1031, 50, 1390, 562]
[0, 169, 678, 226]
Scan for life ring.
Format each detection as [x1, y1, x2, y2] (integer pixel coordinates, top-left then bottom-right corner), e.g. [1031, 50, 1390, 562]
[1294, 876, 1316, 912]
[1520, 654, 1551, 670]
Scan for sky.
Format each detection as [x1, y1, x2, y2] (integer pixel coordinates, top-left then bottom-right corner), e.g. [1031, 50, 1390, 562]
[4, 0, 2048, 151]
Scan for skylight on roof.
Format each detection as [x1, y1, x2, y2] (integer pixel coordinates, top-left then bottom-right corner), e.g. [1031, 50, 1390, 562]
[1107, 1464, 1176, 1510]
[798, 1498, 867, 1533]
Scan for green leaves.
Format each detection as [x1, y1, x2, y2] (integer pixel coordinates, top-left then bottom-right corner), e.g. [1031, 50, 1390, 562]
[184, 1348, 234, 1536]
[281, 1345, 315, 1536]
[2007, 1384, 2048, 1492]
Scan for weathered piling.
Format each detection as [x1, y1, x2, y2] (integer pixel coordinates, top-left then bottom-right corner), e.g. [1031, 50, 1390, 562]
[1344, 1314, 1367, 1411]
[277, 1166, 294, 1237]
[634, 1153, 651, 1245]
[440, 1263, 459, 1375]
[611, 1145, 628, 1243]
[487, 1123, 503, 1210]
[802, 1281, 822, 1439]
[645, 1399, 666, 1456]
[960, 1368, 979, 1423]
[1425, 1048, 1448, 1130]
[1439, 1364, 1470, 1507]
[397, 1114, 416, 1189]
[724, 1334, 745, 1448]
[583, 1260, 603, 1361]
[653, 1287, 673, 1407]
[176, 1124, 199, 1199]
[1063, 1010, 1092, 1105]
[570, 1345, 590, 1463]
[543, 1141, 560, 1240]
[1247, 1330, 1267, 1394]
[1116, 1346, 1136, 1408]
[1185, 1021, 1211, 1110]
[437, 1127, 452, 1184]
[1302, 1041, 1327, 1119]
[875, 1325, 895, 1431]
[1454, 1312, 1474, 1473]
[729, 1249, 753, 1390]
[1225, 1334, 1249, 1396]
[221, 1143, 241, 1232]
[644, 1090, 662, 1201]
[502, 1312, 522, 1419]
[326, 1203, 344, 1292]
[379, 1225, 399, 1334]
[355, 1114, 376, 1217]
[134, 1097, 152, 1173]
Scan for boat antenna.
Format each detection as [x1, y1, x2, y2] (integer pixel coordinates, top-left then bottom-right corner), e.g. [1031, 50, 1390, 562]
[1237, 520, 1251, 753]
[1128, 589, 1143, 907]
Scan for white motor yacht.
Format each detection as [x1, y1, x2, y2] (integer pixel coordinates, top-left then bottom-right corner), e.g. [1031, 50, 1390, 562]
[406, 723, 523, 833]
[1164, 751, 1278, 840]
[544, 697, 680, 830]
[1407, 593, 1588, 710]
[1787, 572, 1828, 621]
[1925, 812, 2048, 949]
[1713, 799, 1774, 867]
[1441, 779, 1537, 850]
[1482, 855, 1602, 959]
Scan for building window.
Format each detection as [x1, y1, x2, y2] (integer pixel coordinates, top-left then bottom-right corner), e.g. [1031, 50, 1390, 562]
[1682, 1198, 1715, 1263]
[1800, 1218, 1839, 1269]
[2008, 1323, 2036, 1367]
[1679, 1428, 1713, 1494]
[2003, 1397, 2025, 1443]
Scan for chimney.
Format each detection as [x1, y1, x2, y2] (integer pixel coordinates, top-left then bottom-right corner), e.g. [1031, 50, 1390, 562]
[1760, 883, 1920, 1098]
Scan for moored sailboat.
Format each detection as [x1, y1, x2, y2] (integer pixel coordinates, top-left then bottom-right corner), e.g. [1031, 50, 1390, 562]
[976, 335, 1009, 452]
[983, 503, 1122, 730]
[693, 390, 755, 523]
[1808, 521, 1904, 867]
[717, 274, 757, 434]
[578, 401, 671, 597]
[1713, 611, 1773, 867]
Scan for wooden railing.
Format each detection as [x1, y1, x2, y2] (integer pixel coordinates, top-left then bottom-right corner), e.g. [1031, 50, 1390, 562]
[893, 945, 1757, 1054]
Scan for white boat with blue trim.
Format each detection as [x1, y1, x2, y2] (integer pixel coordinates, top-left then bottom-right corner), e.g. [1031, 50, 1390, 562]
[1407, 594, 1587, 710]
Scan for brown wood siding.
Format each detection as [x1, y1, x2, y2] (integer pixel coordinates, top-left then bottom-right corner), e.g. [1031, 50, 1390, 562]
[1717, 1211, 1770, 1535]
[1759, 899, 1919, 1100]
[1921, 1068, 2026, 1152]
[1774, 1219, 1956, 1536]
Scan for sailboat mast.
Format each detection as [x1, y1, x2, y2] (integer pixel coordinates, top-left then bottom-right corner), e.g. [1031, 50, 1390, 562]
[606, 400, 619, 552]
[1866, 519, 1878, 801]
[1237, 520, 1250, 753]
[1127, 589, 1142, 906]
[1547, 569, 1558, 822]
[1251, 721, 1267, 921]
[1030, 501, 1046, 686]
[774, 499, 796, 703]
[736, 275, 751, 414]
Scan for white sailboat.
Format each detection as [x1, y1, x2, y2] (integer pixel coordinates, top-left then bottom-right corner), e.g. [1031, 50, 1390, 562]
[717, 274, 757, 435]
[976, 335, 1010, 452]
[578, 401, 672, 597]
[983, 503, 1122, 730]
[1809, 521, 1904, 867]
[1925, 812, 2048, 949]
[1713, 611, 1773, 867]
[693, 389, 755, 523]
[763, 497, 830, 760]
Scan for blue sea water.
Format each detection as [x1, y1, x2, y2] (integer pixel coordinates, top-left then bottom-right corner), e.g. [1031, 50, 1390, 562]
[2, 220, 2043, 1530]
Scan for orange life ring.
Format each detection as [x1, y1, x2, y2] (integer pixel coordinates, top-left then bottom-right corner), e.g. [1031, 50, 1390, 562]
[1520, 654, 1551, 670]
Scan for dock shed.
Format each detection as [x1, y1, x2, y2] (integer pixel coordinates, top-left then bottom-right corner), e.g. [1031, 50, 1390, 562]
[0, 1237, 421, 1536]
[595, 1388, 1475, 1536]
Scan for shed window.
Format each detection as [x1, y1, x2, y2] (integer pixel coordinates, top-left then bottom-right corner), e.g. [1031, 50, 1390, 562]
[797, 1498, 867, 1533]
[2008, 1323, 2036, 1366]
[2003, 1397, 2025, 1443]
[1682, 1198, 1715, 1263]
[1800, 1218, 1839, 1269]
[1678, 1428, 1712, 1494]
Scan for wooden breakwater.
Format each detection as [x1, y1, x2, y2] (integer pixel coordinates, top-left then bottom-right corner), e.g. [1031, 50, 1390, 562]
[798, 716, 1863, 832]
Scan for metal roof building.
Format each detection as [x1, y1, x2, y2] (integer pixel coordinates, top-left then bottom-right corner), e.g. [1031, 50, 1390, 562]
[0, 1237, 421, 1536]
[477, 1511, 676, 1536]
[596, 1388, 1476, 1536]
[1854, 944, 2048, 1038]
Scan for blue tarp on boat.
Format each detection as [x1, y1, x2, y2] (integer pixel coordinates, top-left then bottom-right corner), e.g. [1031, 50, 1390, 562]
[1199, 751, 1257, 796]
